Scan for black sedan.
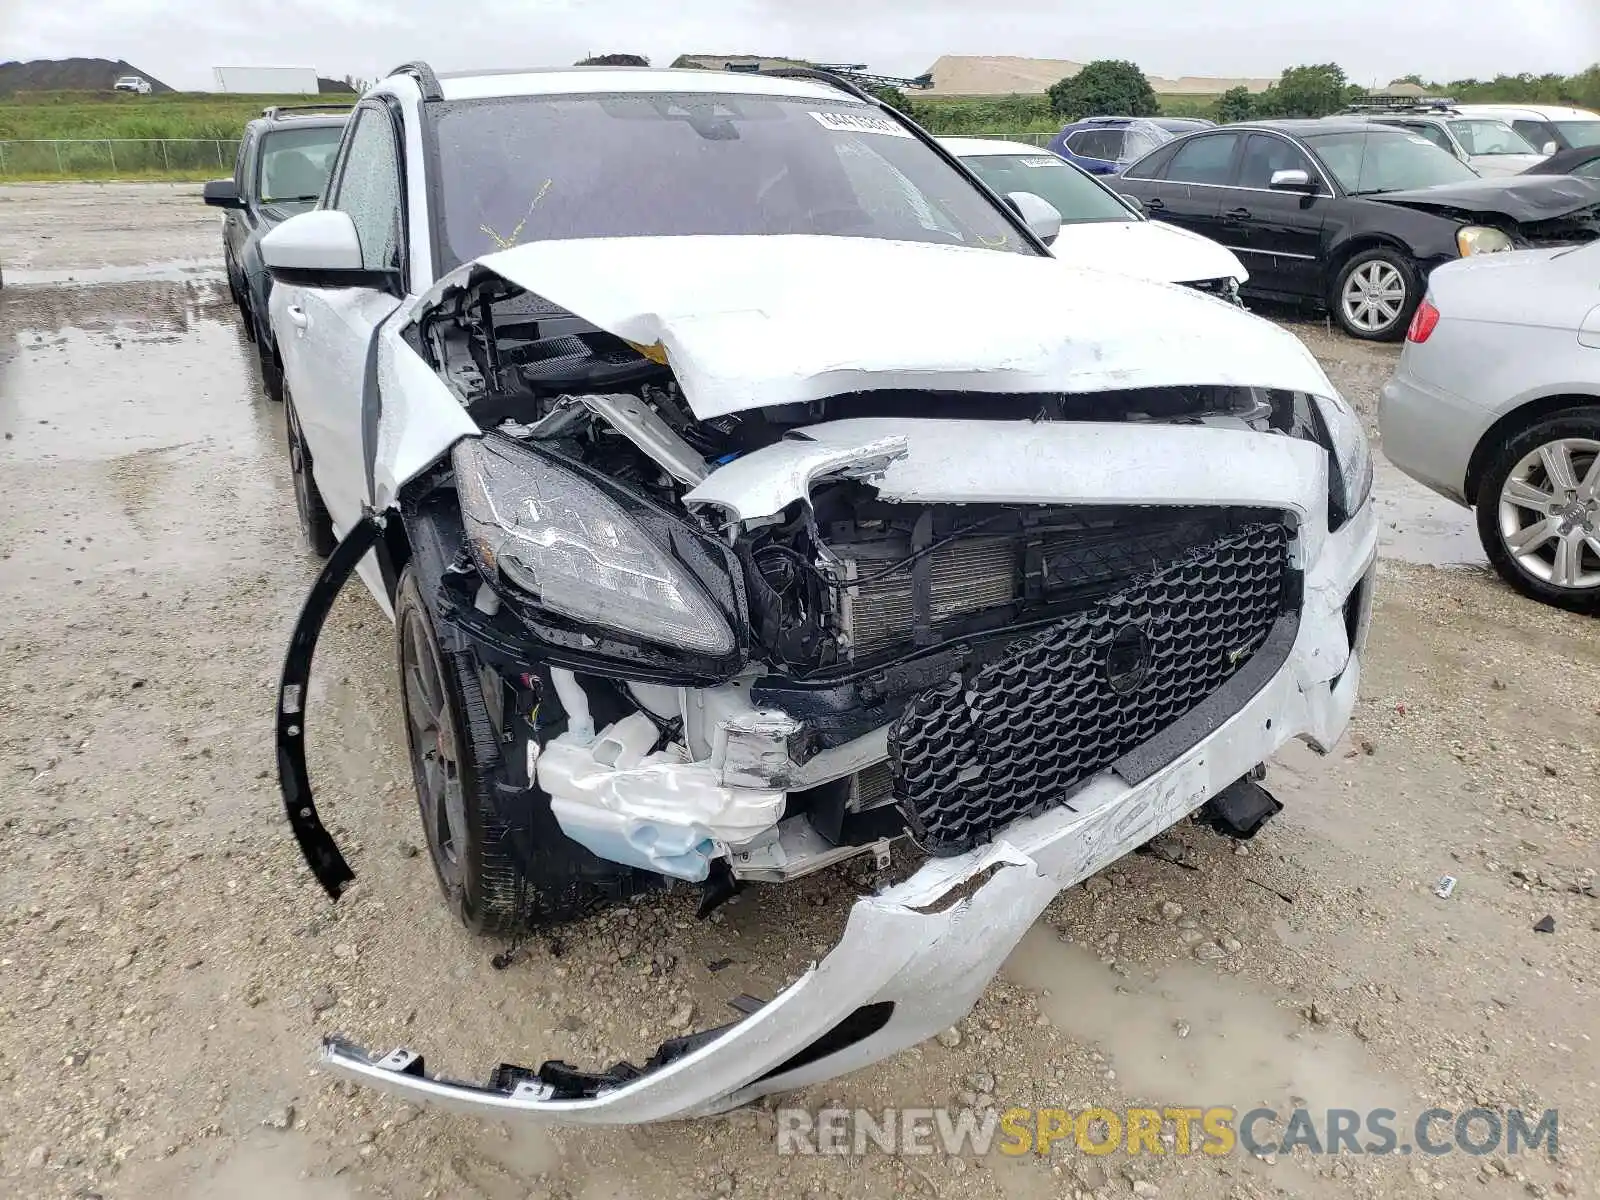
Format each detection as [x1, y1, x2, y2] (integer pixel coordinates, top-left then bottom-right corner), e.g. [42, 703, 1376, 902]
[203, 105, 348, 400]
[1113, 119, 1600, 340]
[1522, 145, 1600, 179]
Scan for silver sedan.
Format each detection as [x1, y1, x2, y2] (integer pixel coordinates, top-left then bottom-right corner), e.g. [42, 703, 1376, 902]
[1379, 241, 1600, 612]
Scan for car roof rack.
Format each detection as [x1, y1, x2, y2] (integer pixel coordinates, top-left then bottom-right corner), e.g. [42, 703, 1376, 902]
[1346, 95, 1460, 115]
[755, 66, 878, 105]
[260, 103, 353, 120]
[387, 60, 443, 102]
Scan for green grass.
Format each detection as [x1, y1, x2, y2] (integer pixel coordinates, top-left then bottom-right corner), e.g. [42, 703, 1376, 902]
[908, 92, 1220, 136]
[0, 90, 342, 140]
[0, 90, 352, 181]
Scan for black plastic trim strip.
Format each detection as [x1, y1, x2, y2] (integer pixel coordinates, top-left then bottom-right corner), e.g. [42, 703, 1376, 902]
[277, 514, 384, 898]
[1111, 608, 1300, 785]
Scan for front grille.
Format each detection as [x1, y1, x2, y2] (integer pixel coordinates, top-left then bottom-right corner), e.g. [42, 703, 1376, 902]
[889, 523, 1290, 856]
[844, 538, 1016, 656]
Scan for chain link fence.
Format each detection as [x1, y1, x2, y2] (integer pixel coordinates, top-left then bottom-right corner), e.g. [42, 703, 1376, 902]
[0, 139, 242, 179]
[0, 132, 1057, 180]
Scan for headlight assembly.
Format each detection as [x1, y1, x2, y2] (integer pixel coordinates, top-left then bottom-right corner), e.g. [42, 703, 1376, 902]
[1312, 390, 1373, 529]
[1457, 225, 1512, 257]
[452, 435, 735, 658]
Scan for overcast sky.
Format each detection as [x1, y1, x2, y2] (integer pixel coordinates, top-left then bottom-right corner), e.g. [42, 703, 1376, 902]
[6, 0, 1597, 92]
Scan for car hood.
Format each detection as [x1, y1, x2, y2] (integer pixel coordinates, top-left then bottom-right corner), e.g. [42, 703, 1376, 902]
[1369, 174, 1600, 222]
[1047, 220, 1248, 286]
[422, 235, 1330, 421]
[1467, 154, 1548, 178]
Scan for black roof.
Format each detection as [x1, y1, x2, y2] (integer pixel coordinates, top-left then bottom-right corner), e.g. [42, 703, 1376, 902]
[1227, 118, 1414, 136]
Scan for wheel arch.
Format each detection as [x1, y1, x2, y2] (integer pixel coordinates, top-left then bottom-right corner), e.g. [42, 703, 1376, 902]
[1327, 232, 1418, 280]
[1464, 392, 1600, 505]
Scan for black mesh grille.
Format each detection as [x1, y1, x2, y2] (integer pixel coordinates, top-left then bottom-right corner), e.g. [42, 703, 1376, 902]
[889, 523, 1291, 856]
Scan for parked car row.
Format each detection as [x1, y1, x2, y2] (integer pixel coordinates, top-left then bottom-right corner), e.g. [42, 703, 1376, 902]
[235, 62, 1387, 1124]
[202, 103, 351, 401]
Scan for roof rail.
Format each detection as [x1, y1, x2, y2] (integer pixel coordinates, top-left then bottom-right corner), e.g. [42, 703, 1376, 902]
[260, 103, 354, 120]
[1346, 95, 1460, 114]
[387, 60, 443, 102]
[755, 66, 878, 105]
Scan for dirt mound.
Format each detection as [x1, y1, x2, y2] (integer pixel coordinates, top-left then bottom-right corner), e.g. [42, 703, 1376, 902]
[0, 58, 173, 94]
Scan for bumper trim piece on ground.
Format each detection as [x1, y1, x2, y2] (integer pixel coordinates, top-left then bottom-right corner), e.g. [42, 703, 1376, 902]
[277, 514, 384, 899]
[317, 500, 1375, 1126]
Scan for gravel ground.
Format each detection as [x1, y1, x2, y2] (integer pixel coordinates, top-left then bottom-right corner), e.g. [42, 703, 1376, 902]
[1, 184, 1595, 1200]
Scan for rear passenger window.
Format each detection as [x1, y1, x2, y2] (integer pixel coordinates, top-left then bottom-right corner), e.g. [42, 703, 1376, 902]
[1121, 140, 1181, 180]
[1512, 120, 1550, 147]
[1065, 129, 1125, 161]
[1164, 133, 1241, 185]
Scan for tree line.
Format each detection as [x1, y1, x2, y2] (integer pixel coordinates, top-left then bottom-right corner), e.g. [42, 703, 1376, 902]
[569, 54, 1600, 130]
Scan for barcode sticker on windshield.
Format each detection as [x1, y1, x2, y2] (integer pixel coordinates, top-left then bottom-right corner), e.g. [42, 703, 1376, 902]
[1021, 156, 1064, 167]
[809, 110, 914, 138]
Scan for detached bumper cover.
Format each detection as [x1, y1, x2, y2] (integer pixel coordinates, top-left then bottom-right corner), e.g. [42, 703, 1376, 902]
[321, 500, 1377, 1125]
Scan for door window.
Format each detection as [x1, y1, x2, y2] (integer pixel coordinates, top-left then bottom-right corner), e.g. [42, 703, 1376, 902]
[1512, 120, 1552, 149]
[1163, 133, 1241, 185]
[332, 108, 404, 272]
[1409, 123, 1456, 153]
[1238, 134, 1318, 190]
[1065, 128, 1125, 161]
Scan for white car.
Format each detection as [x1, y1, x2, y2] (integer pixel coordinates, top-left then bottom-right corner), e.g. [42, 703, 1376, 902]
[1364, 112, 1547, 177]
[113, 75, 152, 95]
[262, 62, 1375, 1124]
[1379, 242, 1600, 611]
[1451, 104, 1600, 156]
[942, 136, 1248, 297]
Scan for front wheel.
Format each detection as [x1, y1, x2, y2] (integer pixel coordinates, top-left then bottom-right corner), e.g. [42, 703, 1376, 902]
[1331, 248, 1420, 342]
[393, 568, 646, 935]
[1475, 412, 1600, 613]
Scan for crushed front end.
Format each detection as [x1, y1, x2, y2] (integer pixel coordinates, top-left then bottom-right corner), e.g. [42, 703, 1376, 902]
[290, 243, 1377, 1123]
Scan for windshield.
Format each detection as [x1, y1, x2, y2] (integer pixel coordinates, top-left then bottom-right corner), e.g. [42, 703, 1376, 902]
[1307, 130, 1479, 194]
[428, 93, 1035, 270]
[1554, 120, 1600, 148]
[258, 126, 343, 204]
[1448, 119, 1538, 156]
[960, 154, 1133, 224]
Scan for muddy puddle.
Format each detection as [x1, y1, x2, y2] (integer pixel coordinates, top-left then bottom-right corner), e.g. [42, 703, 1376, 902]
[1004, 926, 1406, 1116]
[0, 276, 274, 464]
[1372, 453, 1486, 570]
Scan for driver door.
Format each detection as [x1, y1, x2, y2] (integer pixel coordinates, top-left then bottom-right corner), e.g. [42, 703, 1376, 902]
[274, 103, 407, 536]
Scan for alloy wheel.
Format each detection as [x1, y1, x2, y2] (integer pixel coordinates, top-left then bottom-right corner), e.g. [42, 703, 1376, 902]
[1496, 437, 1600, 591]
[399, 608, 468, 870]
[1340, 261, 1407, 333]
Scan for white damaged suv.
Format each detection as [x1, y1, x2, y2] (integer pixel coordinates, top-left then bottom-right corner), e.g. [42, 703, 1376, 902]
[263, 61, 1377, 1123]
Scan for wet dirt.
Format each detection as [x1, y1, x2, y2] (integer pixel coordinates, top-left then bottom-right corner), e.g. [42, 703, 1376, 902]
[1, 185, 1595, 1200]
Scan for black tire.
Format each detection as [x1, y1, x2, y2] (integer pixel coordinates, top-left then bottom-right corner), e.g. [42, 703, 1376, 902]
[394, 567, 644, 935]
[284, 387, 337, 557]
[1474, 410, 1600, 614]
[256, 317, 284, 403]
[238, 284, 257, 344]
[1330, 247, 1421, 342]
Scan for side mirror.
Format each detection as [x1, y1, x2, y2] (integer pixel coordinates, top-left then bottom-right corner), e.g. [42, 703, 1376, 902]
[1119, 192, 1145, 217]
[1269, 168, 1316, 193]
[261, 210, 397, 292]
[202, 178, 243, 210]
[1542, 141, 1558, 156]
[1005, 190, 1063, 245]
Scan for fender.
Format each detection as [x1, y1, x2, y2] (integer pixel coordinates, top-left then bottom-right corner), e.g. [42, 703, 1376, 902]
[276, 513, 385, 898]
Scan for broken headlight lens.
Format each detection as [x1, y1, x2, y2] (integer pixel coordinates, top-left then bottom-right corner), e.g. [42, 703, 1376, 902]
[1312, 390, 1373, 530]
[452, 436, 735, 657]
